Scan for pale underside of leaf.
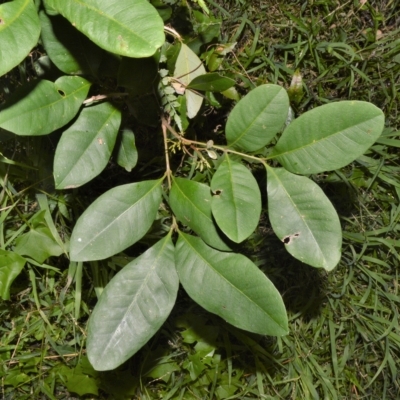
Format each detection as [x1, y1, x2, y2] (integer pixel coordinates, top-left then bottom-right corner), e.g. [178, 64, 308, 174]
[266, 166, 342, 270]
[174, 43, 206, 118]
[87, 235, 178, 371]
[176, 233, 288, 336]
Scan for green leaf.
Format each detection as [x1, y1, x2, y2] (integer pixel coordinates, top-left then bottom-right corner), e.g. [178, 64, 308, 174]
[14, 210, 64, 264]
[117, 57, 158, 96]
[54, 102, 121, 189]
[70, 179, 163, 261]
[186, 73, 235, 92]
[116, 129, 138, 172]
[169, 177, 231, 251]
[39, 11, 103, 76]
[173, 43, 206, 119]
[226, 84, 289, 152]
[87, 235, 178, 371]
[272, 101, 385, 174]
[0, 0, 41, 77]
[176, 233, 288, 336]
[211, 156, 261, 243]
[0, 250, 26, 300]
[0, 77, 91, 136]
[67, 374, 98, 396]
[266, 166, 342, 271]
[51, 0, 165, 58]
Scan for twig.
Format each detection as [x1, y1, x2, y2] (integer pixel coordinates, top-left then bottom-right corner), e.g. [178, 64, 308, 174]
[161, 118, 172, 190]
[161, 116, 267, 165]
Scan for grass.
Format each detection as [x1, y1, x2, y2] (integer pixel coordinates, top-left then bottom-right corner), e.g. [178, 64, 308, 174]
[1, 0, 400, 398]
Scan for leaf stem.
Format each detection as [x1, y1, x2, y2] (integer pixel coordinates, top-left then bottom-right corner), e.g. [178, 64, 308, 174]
[161, 116, 267, 165]
[161, 118, 172, 190]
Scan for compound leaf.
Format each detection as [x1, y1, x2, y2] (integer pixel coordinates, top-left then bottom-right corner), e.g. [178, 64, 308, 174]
[211, 156, 261, 243]
[169, 177, 231, 251]
[70, 179, 163, 261]
[0, 76, 91, 136]
[272, 101, 385, 174]
[266, 166, 342, 271]
[87, 234, 178, 371]
[51, 0, 164, 58]
[54, 102, 121, 189]
[176, 233, 288, 336]
[226, 84, 289, 152]
[0, 0, 41, 77]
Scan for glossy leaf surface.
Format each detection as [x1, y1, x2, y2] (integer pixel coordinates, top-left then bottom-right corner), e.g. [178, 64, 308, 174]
[173, 43, 206, 118]
[39, 11, 103, 75]
[176, 233, 288, 336]
[266, 166, 342, 271]
[226, 84, 289, 152]
[54, 102, 121, 189]
[169, 177, 231, 251]
[116, 129, 138, 172]
[272, 101, 385, 174]
[0, 250, 26, 300]
[0, 0, 41, 77]
[0, 77, 91, 136]
[186, 73, 235, 92]
[211, 156, 261, 243]
[51, 0, 164, 57]
[70, 179, 163, 261]
[87, 235, 177, 371]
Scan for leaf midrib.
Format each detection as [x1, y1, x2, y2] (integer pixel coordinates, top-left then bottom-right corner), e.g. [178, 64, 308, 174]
[180, 233, 286, 330]
[75, 179, 162, 256]
[100, 235, 173, 358]
[70, 0, 157, 48]
[270, 114, 381, 160]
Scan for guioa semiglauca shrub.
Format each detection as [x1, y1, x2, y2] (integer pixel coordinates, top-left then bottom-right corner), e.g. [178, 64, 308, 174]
[0, 0, 385, 371]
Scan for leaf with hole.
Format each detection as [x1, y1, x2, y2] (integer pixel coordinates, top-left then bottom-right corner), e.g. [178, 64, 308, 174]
[226, 84, 289, 152]
[51, 0, 165, 57]
[54, 102, 121, 189]
[175, 232, 288, 336]
[0, 250, 26, 300]
[211, 155, 261, 243]
[0, 0, 41, 77]
[169, 177, 231, 251]
[173, 43, 206, 119]
[39, 11, 103, 76]
[87, 234, 178, 371]
[0, 77, 91, 136]
[70, 179, 163, 261]
[272, 101, 385, 174]
[266, 166, 342, 271]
